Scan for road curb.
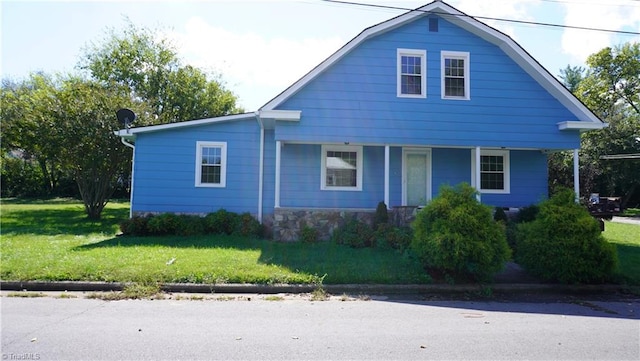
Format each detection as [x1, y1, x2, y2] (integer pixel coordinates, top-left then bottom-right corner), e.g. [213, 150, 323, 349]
[0, 280, 629, 296]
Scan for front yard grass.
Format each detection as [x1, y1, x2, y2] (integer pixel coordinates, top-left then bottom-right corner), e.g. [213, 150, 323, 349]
[603, 221, 640, 285]
[0, 200, 430, 285]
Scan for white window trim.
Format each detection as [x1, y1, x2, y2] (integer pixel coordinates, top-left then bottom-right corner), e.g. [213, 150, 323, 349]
[321, 144, 363, 191]
[441, 51, 470, 100]
[195, 141, 227, 188]
[397, 49, 427, 98]
[471, 149, 510, 194]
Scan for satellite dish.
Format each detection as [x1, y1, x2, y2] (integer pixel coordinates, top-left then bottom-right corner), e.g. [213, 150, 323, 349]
[116, 108, 136, 128]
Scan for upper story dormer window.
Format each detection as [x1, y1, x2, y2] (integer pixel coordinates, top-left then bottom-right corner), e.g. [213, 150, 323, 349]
[441, 51, 470, 100]
[397, 49, 426, 98]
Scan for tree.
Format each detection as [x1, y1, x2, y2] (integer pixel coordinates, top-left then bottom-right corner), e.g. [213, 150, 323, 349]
[54, 77, 146, 219]
[559, 65, 585, 93]
[551, 43, 640, 207]
[1, 74, 69, 195]
[79, 22, 242, 124]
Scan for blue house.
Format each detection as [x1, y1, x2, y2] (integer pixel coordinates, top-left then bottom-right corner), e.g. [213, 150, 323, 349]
[117, 1, 605, 241]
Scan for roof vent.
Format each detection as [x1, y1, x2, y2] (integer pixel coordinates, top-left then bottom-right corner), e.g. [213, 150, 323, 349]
[429, 17, 438, 32]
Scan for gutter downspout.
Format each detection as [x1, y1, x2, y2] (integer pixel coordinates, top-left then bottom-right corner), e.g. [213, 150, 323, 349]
[255, 112, 264, 223]
[121, 137, 135, 219]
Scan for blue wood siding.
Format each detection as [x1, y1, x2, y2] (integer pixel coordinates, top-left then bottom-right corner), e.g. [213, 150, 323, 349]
[279, 144, 387, 209]
[481, 150, 548, 208]
[131, 119, 262, 215]
[275, 15, 580, 150]
[431, 148, 472, 197]
[277, 145, 546, 209]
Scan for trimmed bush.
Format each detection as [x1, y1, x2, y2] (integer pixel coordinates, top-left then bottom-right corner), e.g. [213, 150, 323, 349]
[175, 215, 206, 236]
[147, 213, 180, 235]
[516, 204, 539, 223]
[119, 210, 263, 238]
[375, 223, 413, 250]
[119, 216, 150, 236]
[332, 218, 375, 248]
[203, 209, 237, 235]
[234, 212, 263, 237]
[410, 183, 511, 282]
[516, 189, 618, 284]
[300, 225, 319, 243]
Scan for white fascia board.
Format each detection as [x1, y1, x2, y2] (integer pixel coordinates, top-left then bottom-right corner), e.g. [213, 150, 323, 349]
[558, 121, 608, 131]
[258, 110, 301, 121]
[114, 112, 255, 138]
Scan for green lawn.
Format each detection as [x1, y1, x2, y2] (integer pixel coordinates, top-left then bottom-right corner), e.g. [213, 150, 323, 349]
[603, 221, 640, 285]
[0, 200, 430, 285]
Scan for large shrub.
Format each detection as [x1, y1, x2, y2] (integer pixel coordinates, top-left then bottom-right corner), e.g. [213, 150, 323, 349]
[410, 183, 511, 281]
[516, 189, 618, 284]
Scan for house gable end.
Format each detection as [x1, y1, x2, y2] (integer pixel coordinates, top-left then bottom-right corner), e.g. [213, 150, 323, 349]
[262, 1, 602, 128]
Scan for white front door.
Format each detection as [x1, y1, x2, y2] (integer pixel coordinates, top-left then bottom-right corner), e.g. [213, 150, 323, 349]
[403, 148, 432, 206]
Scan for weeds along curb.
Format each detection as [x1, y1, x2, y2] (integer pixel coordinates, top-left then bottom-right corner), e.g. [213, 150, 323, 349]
[0, 281, 630, 296]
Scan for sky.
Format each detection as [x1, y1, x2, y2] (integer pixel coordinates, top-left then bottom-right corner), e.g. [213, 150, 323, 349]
[2, 0, 639, 111]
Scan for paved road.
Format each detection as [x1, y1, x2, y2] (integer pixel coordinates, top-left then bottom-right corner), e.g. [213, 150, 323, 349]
[2, 294, 639, 360]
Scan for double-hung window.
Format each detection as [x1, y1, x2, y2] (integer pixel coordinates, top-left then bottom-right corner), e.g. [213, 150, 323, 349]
[321, 145, 363, 191]
[441, 51, 470, 100]
[472, 149, 510, 194]
[195, 141, 227, 187]
[397, 49, 426, 98]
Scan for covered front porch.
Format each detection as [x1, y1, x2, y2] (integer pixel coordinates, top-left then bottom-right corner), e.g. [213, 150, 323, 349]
[266, 141, 578, 241]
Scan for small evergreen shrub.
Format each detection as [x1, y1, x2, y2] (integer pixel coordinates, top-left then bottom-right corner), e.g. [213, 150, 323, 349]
[300, 225, 319, 243]
[373, 201, 389, 229]
[332, 218, 375, 248]
[493, 207, 508, 223]
[175, 215, 206, 236]
[234, 212, 263, 237]
[375, 223, 413, 250]
[516, 189, 618, 284]
[119, 216, 150, 236]
[410, 183, 511, 282]
[147, 213, 180, 235]
[516, 204, 539, 223]
[203, 209, 237, 235]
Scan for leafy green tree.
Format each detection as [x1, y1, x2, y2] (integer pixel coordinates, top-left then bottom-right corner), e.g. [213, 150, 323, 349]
[559, 65, 585, 93]
[53, 77, 146, 219]
[551, 43, 640, 207]
[79, 22, 242, 124]
[1, 74, 69, 195]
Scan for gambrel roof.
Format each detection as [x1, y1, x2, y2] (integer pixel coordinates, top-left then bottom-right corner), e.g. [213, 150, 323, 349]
[261, 0, 604, 130]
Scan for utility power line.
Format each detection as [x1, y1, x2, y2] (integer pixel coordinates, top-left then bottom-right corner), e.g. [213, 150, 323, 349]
[319, 0, 640, 36]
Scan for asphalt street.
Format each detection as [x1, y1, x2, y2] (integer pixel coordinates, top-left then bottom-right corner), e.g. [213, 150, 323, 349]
[1, 293, 639, 360]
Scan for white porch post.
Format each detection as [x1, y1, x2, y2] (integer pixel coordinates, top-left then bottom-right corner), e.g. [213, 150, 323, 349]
[573, 148, 580, 203]
[384, 145, 390, 208]
[275, 141, 282, 208]
[475, 146, 481, 202]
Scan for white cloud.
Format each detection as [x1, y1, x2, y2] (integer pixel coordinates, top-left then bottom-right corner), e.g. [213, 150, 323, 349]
[451, 0, 542, 39]
[166, 16, 343, 90]
[561, 0, 640, 63]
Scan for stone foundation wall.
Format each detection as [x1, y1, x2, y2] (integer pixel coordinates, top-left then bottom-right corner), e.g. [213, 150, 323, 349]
[272, 208, 376, 242]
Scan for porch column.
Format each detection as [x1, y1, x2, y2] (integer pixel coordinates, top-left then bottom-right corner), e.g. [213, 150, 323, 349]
[275, 141, 282, 208]
[573, 148, 580, 203]
[475, 146, 481, 202]
[384, 145, 390, 208]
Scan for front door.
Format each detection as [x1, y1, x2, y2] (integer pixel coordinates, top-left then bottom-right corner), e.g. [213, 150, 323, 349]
[403, 148, 432, 206]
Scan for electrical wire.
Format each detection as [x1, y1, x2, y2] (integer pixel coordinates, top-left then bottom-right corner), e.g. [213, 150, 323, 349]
[319, 0, 640, 36]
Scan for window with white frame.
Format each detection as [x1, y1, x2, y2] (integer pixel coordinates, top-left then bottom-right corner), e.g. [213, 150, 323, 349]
[472, 149, 510, 193]
[397, 49, 426, 98]
[321, 145, 363, 191]
[441, 51, 470, 99]
[195, 141, 227, 187]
